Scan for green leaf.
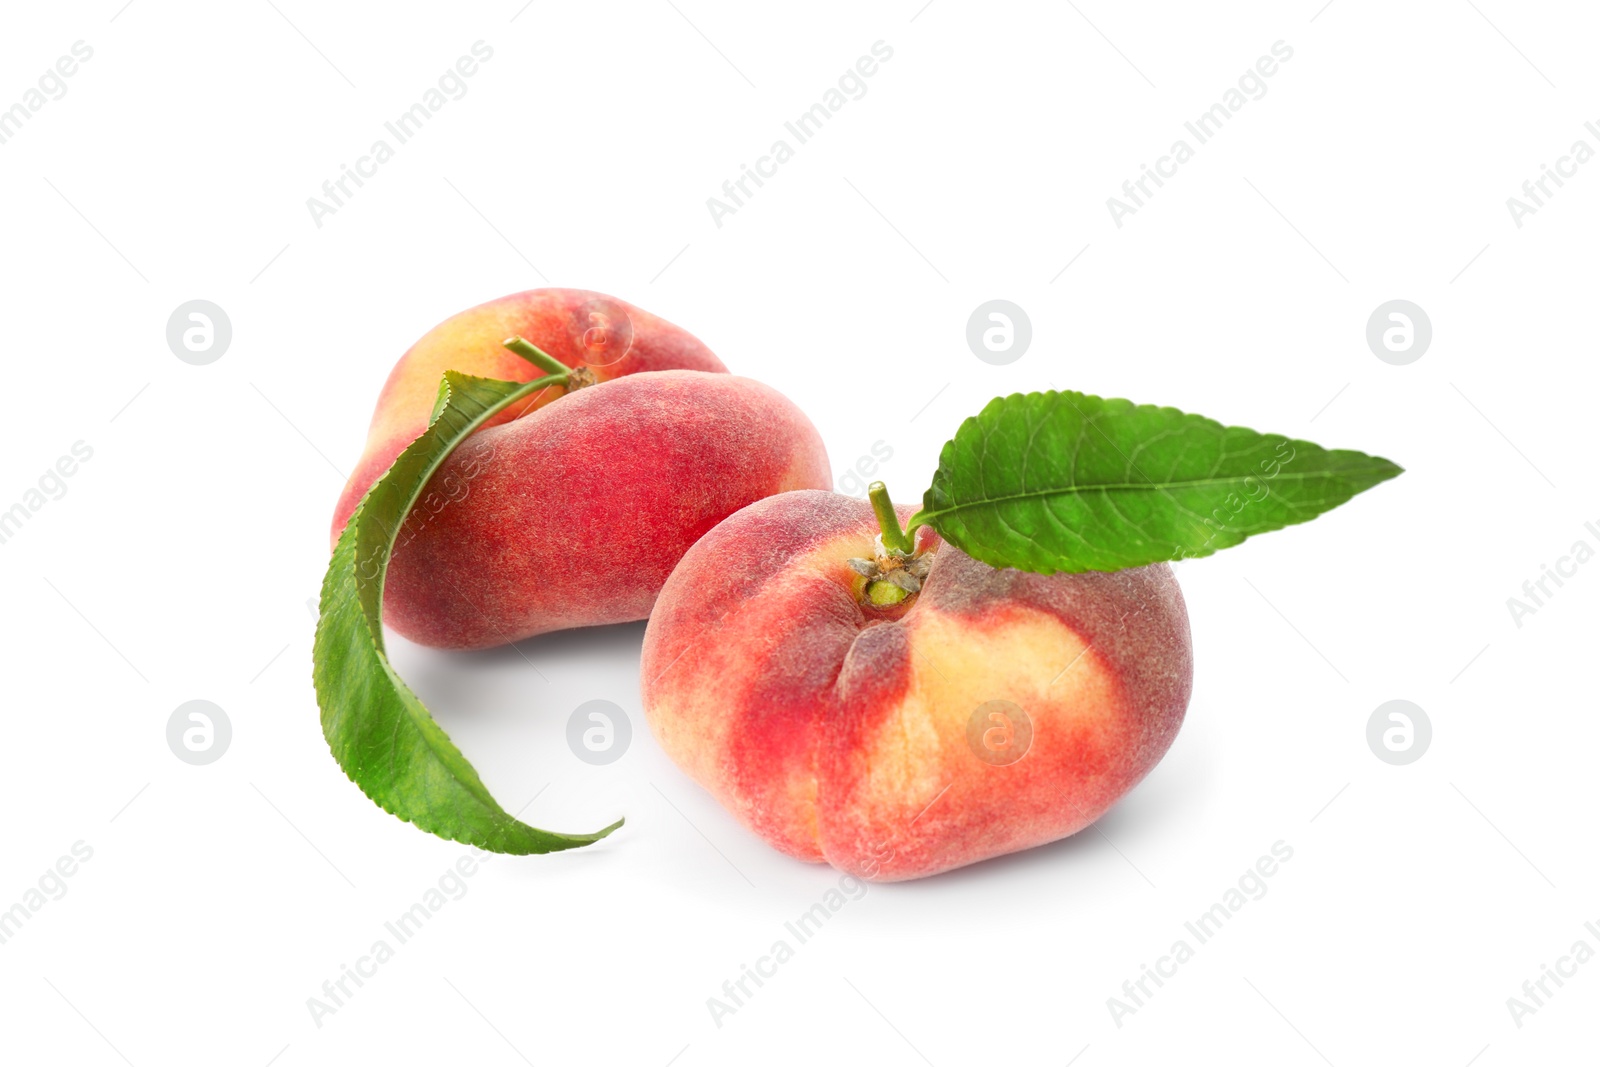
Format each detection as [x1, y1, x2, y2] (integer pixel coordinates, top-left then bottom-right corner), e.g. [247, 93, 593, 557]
[313, 369, 622, 854]
[912, 391, 1402, 574]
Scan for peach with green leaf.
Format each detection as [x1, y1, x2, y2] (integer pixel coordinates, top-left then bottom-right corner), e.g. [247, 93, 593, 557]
[328, 288, 830, 649]
[312, 346, 1400, 866]
[330, 287, 727, 544]
[640, 392, 1402, 880]
[312, 291, 827, 851]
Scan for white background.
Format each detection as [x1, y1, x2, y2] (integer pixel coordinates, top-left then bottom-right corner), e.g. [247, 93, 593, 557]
[1, 1, 1595, 1064]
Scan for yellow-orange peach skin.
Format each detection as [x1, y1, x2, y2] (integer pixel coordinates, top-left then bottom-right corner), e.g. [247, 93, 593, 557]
[641, 491, 1193, 881]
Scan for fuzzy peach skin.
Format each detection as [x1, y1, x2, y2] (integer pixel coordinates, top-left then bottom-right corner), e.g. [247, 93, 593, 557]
[380, 372, 830, 649]
[641, 491, 1193, 881]
[331, 288, 727, 545]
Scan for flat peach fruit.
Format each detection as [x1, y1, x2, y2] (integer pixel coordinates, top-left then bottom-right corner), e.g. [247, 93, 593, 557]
[640, 490, 1193, 881]
[331, 287, 728, 543]
[331, 288, 830, 649]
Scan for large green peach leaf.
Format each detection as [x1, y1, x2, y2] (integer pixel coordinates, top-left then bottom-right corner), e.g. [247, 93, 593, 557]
[313, 369, 621, 853]
[915, 390, 1402, 574]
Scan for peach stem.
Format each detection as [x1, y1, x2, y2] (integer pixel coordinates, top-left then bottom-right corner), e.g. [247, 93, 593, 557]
[502, 336, 572, 380]
[868, 481, 914, 555]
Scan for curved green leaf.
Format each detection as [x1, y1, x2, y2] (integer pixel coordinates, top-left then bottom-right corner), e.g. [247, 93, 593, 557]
[913, 391, 1402, 574]
[313, 369, 622, 853]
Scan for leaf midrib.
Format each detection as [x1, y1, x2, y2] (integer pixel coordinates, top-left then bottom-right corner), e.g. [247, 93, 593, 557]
[917, 466, 1395, 523]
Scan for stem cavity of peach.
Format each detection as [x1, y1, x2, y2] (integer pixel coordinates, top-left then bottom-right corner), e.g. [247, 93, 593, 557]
[865, 578, 911, 607]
